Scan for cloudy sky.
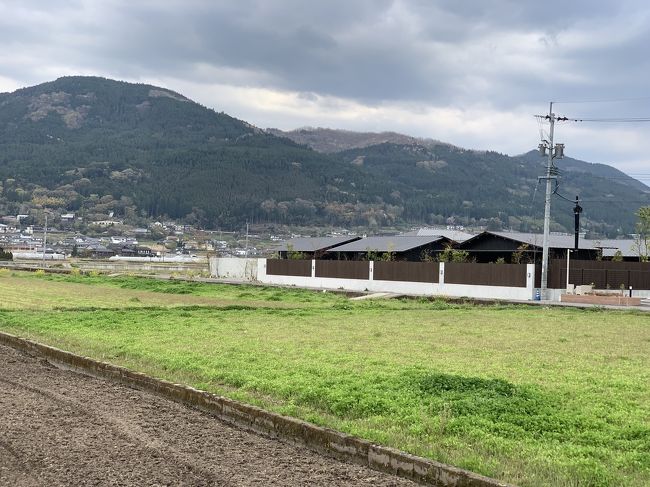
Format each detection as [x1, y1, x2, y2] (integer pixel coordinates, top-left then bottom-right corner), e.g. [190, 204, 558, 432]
[2, 0, 650, 181]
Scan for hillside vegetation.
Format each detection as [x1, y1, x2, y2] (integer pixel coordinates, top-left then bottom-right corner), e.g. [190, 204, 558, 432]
[0, 77, 370, 228]
[1, 77, 648, 234]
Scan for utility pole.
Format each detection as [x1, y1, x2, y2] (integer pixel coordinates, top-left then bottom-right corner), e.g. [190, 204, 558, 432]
[42, 214, 48, 268]
[244, 220, 249, 258]
[538, 102, 565, 300]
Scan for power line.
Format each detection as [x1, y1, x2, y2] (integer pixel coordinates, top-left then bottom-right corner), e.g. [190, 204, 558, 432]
[553, 178, 650, 204]
[567, 117, 650, 123]
[553, 188, 650, 205]
[582, 174, 650, 181]
[552, 96, 650, 105]
[557, 198, 650, 205]
[536, 114, 650, 123]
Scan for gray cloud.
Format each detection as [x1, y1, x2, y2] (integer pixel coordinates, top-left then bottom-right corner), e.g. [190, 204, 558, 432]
[1, 0, 650, 176]
[4, 0, 650, 107]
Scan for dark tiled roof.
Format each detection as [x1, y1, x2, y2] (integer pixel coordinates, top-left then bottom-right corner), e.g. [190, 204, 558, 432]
[464, 231, 640, 256]
[401, 228, 475, 242]
[273, 236, 359, 252]
[464, 231, 592, 250]
[329, 236, 446, 253]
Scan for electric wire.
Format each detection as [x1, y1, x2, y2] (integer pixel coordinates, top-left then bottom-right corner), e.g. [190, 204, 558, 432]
[534, 115, 650, 123]
[553, 179, 650, 206]
[553, 191, 650, 205]
[533, 102, 649, 237]
[552, 96, 650, 105]
[582, 174, 650, 182]
[565, 117, 650, 123]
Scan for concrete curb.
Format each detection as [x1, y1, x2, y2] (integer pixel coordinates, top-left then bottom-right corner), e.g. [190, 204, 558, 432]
[0, 331, 514, 487]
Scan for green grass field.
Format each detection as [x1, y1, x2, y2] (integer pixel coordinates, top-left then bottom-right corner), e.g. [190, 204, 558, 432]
[1, 270, 648, 486]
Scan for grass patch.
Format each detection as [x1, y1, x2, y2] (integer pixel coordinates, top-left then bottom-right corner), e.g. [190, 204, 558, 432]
[1, 272, 649, 486]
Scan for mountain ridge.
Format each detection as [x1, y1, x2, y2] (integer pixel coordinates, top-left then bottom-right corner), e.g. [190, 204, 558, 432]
[271, 126, 648, 192]
[266, 126, 454, 153]
[0, 76, 648, 235]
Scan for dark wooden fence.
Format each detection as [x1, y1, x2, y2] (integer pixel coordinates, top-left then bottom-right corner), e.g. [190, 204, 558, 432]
[315, 260, 369, 280]
[267, 259, 311, 277]
[267, 259, 529, 286]
[548, 259, 650, 290]
[445, 263, 528, 287]
[264, 259, 650, 289]
[374, 261, 439, 283]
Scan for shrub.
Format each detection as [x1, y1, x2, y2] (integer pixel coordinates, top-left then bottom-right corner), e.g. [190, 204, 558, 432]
[0, 247, 13, 261]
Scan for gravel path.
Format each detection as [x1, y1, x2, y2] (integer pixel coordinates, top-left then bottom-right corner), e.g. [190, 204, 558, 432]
[0, 344, 417, 486]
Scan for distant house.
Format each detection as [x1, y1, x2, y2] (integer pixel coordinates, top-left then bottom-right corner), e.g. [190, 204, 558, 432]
[273, 236, 361, 259]
[458, 231, 599, 263]
[79, 244, 115, 259]
[60, 213, 76, 229]
[93, 220, 123, 227]
[4, 237, 41, 252]
[326, 235, 452, 262]
[1, 216, 18, 225]
[117, 245, 155, 257]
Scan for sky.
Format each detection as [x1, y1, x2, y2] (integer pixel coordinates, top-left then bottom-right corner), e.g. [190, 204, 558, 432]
[1, 0, 650, 182]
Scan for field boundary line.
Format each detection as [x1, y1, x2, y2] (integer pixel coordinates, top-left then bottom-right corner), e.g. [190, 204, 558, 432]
[0, 331, 514, 487]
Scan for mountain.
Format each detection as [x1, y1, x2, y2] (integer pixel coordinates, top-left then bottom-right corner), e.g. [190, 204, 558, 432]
[273, 128, 650, 235]
[266, 127, 449, 153]
[0, 77, 648, 235]
[0, 76, 375, 228]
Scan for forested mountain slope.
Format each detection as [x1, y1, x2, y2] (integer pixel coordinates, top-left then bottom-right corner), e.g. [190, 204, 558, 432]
[0, 77, 372, 227]
[1, 77, 647, 234]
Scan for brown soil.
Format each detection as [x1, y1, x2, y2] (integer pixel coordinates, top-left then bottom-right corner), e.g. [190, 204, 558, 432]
[0, 344, 417, 486]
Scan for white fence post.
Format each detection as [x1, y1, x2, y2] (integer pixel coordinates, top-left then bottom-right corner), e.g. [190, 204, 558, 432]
[526, 263, 535, 300]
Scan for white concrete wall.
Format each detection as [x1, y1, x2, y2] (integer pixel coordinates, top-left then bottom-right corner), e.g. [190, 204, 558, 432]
[216, 258, 537, 301]
[439, 283, 533, 301]
[13, 252, 66, 260]
[109, 255, 202, 263]
[210, 257, 258, 281]
[258, 275, 533, 300]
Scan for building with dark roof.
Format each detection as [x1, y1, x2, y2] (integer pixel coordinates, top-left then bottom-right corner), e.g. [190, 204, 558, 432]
[326, 235, 452, 261]
[593, 239, 644, 261]
[273, 236, 361, 259]
[458, 231, 610, 263]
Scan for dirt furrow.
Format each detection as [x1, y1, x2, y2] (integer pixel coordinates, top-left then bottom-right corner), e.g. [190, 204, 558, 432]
[0, 344, 416, 486]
